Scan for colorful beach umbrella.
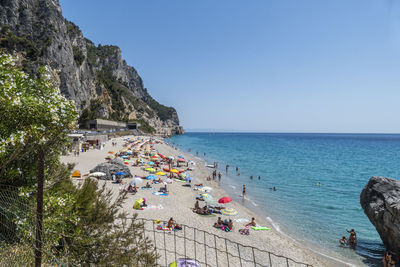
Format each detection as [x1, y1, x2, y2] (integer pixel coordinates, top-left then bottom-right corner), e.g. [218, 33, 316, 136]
[147, 161, 155, 165]
[170, 169, 179, 173]
[177, 158, 185, 162]
[145, 168, 156, 172]
[146, 175, 157, 180]
[203, 194, 218, 206]
[115, 172, 126, 176]
[72, 170, 81, 178]
[180, 173, 187, 179]
[121, 155, 128, 159]
[218, 197, 232, 204]
[221, 208, 238, 216]
[131, 178, 143, 185]
[156, 171, 166, 176]
[178, 155, 184, 159]
[185, 177, 193, 181]
[108, 151, 115, 154]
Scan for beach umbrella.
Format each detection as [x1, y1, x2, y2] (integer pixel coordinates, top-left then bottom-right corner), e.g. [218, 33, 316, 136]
[145, 168, 156, 172]
[89, 172, 106, 177]
[156, 171, 166, 176]
[170, 169, 179, 173]
[115, 172, 126, 176]
[146, 175, 157, 180]
[152, 155, 158, 158]
[72, 170, 81, 178]
[180, 173, 187, 179]
[121, 155, 128, 159]
[165, 178, 173, 183]
[177, 158, 185, 162]
[203, 194, 218, 206]
[218, 197, 232, 204]
[131, 178, 143, 185]
[133, 198, 144, 210]
[185, 177, 193, 181]
[108, 151, 115, 154]
[127, 151, 133, 155]
[147, 161, 155, 165]
[169, 258, 200, 267]
[178, 155, 184, 159]
[221, 208, 238, 216]
[158, 153, 165, 159]
[168, 156, 175, 160]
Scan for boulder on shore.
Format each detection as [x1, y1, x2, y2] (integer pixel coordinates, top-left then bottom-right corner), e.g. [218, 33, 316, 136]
[90, 159, 132, 180]
[360, 176, 400, 256]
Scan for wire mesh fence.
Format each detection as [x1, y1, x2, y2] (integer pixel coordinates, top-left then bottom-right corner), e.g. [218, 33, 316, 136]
[0, 184, 312, 266]
[136, 217, 312, 267]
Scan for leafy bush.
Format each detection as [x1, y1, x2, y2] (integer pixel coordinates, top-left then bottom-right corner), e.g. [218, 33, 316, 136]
[72, 46, 85, 66]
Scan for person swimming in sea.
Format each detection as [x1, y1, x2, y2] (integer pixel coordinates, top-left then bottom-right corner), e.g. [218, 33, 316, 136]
[339, 236, 347, 246]
[250, 175, 253, 180]
[269, 186, 276, 191]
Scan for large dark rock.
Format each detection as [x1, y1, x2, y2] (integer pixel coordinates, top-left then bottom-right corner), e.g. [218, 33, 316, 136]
[90, 159, 132, 180]
[360, 176, 400, 255]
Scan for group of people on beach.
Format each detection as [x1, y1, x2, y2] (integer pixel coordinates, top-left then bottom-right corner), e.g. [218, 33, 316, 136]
[339, 229, 357, 248]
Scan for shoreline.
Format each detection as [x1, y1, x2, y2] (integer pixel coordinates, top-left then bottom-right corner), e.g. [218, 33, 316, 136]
[165, 139, 364, 267]
[60, 135, 358, 267]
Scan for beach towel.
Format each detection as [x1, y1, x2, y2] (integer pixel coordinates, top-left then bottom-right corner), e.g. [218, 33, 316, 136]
[141, 187, 155, 190]
[143, 204, 164, 210]
[234, 218, 250, 223]
[153, 192, 168, 196]
[251, 226, 271, 231]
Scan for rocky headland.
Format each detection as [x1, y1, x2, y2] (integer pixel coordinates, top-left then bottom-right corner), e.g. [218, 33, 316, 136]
[0, 0, 183, 135]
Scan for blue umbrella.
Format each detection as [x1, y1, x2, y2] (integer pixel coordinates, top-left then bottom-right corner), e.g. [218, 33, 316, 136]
[178, 155, 184, 159]
[147, 162, 155, 165]
[121, 155, 128, 159]
[146, 175, 157, 180]
[185, 177, 193, 181]
[126, 151, 132, 155]
[115, 172, 126, 176]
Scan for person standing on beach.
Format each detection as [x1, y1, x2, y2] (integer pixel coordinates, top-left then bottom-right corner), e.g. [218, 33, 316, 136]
[218, 172, 221, 181]
[242, 185, 246, 196]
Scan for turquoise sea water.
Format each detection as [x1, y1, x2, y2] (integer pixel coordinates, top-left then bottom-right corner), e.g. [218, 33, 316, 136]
[168, 132, 400, 266]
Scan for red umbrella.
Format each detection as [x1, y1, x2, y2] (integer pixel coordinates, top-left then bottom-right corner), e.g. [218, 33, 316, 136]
[177, 158, 185, 162]
[158, 153, 165, 159]
[218, 197, 232, 204]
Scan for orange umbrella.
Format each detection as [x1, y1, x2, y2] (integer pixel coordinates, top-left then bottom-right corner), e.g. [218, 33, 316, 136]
[72, 170, 81, 178]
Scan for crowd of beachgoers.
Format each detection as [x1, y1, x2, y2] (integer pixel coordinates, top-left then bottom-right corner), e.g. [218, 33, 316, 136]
[60, 135, 359, 267]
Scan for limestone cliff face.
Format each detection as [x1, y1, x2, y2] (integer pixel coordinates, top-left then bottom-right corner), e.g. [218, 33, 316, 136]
[0, 0, 184, 135]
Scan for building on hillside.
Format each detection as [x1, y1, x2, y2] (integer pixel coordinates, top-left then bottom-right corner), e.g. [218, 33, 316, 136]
[84, 119, 126, 131]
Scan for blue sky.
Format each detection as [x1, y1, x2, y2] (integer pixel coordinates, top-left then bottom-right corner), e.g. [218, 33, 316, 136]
[60, 0, 400, 133]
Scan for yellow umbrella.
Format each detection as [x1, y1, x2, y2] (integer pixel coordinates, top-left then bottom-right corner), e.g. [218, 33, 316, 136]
[72, 170, 81, 178]
[156, 171, 166, 176]
[170, 169, 179, 173]
[145, 168, 156, 172]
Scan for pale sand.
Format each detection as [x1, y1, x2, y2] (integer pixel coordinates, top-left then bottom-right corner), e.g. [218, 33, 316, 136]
[60, 136, 354, 267]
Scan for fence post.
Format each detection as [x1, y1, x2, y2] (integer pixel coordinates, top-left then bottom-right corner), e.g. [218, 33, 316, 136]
[252, 247, 256, 267]
[152, 220, 158, 266]
[184, 225, 187, 260]
[214, 234, 218, 267]
[224, 238, 230, 267]
[286, 258, 289, 267]
[174, 228, 177, 263]
[268, 252, 272, 267]
[237, 243, 243, 267]
[163, 225, 167, 266]
[203, 231, 207, 266]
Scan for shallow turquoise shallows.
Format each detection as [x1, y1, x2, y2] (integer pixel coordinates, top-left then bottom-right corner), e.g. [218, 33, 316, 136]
[168, 132, 399, 266]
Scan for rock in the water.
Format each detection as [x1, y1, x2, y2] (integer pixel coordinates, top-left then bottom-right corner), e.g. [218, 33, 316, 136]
[90, 159, 132, 180]
[360, 176, 400, 256]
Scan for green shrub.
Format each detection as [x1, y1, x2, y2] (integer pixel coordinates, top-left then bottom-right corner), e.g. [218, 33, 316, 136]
[72, 46, 85, 66]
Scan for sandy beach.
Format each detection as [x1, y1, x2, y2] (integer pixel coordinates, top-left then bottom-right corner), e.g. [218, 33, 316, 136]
[60, 135, 350, 267]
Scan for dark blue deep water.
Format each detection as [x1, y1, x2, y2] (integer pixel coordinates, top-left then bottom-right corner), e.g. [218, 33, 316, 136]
[168, 133, 400, 266]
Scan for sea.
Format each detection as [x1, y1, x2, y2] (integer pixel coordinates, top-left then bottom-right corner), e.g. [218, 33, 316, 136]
[167, 132, 400, 266]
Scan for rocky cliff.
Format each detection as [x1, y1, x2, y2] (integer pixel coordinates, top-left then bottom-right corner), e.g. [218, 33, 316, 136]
[360, 176, 400, 256]
[0, 0, 184, 136]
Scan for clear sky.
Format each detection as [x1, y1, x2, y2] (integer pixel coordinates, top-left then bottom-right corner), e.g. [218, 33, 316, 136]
[60, 0, 400, 133]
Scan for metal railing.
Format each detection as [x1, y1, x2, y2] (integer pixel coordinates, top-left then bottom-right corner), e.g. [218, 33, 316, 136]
[136, 217, 312, 267]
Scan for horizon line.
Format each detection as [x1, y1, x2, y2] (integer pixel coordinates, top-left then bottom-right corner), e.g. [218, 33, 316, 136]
[183, 130, 400, 135]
